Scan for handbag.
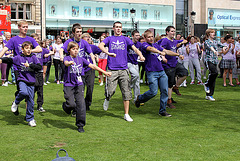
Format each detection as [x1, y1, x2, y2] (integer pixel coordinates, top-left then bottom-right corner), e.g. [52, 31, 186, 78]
[52, 149, 75, 161]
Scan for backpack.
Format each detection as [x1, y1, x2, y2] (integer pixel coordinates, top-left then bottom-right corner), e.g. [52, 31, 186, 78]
[52, 149, 75, 161]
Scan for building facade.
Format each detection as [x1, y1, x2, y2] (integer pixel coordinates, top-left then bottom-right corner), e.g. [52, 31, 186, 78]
[0, 0, 41, 36]
[44, 0, 175, 39]
[189, 0, 240, 39]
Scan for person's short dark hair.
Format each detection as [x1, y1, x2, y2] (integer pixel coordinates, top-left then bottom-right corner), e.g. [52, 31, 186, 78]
[131, 30, 139, 36]
[56, 35, 61, 40]
[209, 9, 214, 15]
[113, 21, 122, 27]
[165, 26, 175, 34]
[224, 35, 232, 41]
[67, 41, 79, 53]
[22, 41, 33, 49]
[72, 23, 82, 33]
[139, 36, 145, 42]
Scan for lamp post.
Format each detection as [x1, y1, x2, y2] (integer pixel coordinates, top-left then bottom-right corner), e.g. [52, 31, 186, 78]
[190, 11, 196, 35]
[130, 8, 136, 31]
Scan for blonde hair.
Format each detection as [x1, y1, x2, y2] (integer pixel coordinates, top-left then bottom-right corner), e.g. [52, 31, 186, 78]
[81, 33, 91, 39]
[205, 28, 215, 38]
[143, 30, 152, 38]
[18, 20, 28, 27]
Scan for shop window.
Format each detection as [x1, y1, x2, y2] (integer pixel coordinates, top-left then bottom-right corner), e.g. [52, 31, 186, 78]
[11, 3, 32, 20]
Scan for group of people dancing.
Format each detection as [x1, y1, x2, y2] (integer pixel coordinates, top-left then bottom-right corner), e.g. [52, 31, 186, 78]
[0, 19, 239, 133]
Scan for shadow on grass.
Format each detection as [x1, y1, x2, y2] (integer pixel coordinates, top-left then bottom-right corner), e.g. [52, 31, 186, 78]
[0, 109, 27, 126]
[87, 110, 123, 120]
[42, 118, 76, 130]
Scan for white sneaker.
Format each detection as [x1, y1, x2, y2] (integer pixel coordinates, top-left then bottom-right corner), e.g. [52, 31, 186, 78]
[99, 82, 103, 86]
[103, 99, 109, 111]
[203, 76, 207, 79]
[203, 84, 210, 93]
[205, 96, 215, 101]
[124, 114, 133, 122]
[28, 119, 36, 127]
[44, 82, 47, 85]
[140, 79, 143, 83]
[2, 82, 8, 87]
[11, 101, 18, 112]
[46, 81, 50, 84]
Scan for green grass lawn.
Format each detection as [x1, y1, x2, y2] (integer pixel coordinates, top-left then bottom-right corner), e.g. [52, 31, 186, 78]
[0, 69, 240, 161]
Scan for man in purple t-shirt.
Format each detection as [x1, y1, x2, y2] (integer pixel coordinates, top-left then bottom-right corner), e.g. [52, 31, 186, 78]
[127, 30, 142, 103]
[98, 21, 145, 122]
[0, 20, 42, 97]
[59, 23, 95, 112]
[158, 26, 187, 109]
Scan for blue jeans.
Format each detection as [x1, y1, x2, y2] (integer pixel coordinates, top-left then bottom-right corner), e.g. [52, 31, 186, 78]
[15, 81, 35, 122]
[138, 71, 168, 113]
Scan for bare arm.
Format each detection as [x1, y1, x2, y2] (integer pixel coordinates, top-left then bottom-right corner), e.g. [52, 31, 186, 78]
[89, 53, 96, 65]
[64, 60, 74, 67]
[98, 42, 116, 57]
[146, 46, 165, 56]
[59, 48, 64, 61]
[88, 64, 112, 76]
[186, 45, 190, 54]
[0, 47, 9, 58]
[131, 45, 145, 61]
[31, 45, 42, 53]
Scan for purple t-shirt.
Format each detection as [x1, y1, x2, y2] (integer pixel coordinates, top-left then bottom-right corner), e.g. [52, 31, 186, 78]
[142, 42, 164, 72]
[5, 36, 39, 57]
[127, 41, 142, 65]
[90, 44, 102, 55]
[159, 38, 182, 69]
[63, 56, 90, 87]
[188, 43, 199, 59]
[103, 35, 134, 70]
[222, 43, 234, 60]
[12, 54, 40, 83]
[62, 38, 93, 73]
[42, 48, 50, 64]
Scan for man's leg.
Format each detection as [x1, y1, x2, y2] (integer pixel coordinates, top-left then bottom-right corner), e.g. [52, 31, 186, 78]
[118, 69, 132, 121]
[127, 63, 140, 102]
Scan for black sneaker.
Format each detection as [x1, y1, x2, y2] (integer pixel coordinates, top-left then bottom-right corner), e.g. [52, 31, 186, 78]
[135, 95, 141, 108]
[159, 111, 172, 117]
[78, 126, 85, 133]
[62, 102, 71, 114]
[171, 98, 177, 103]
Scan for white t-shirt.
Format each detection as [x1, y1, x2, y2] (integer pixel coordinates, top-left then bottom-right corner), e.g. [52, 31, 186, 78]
[52, 43, 63, 60]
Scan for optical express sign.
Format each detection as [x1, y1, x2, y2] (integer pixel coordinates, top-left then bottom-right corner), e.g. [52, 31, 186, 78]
[208, 8, 240, 25]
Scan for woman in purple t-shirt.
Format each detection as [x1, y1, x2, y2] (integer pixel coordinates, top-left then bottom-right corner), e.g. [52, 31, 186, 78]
[221, 35, 235, 87]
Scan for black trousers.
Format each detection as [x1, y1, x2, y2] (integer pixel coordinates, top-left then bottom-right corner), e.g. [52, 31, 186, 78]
[82, 69, 95, 110]
[63, 85, 86, 127]
[205, 61, 218, 96]
[34, 72, 44, 107]
[45, 61, 52, 82]
[14, 70, 20, 97]
[53, 59, 65, 81]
